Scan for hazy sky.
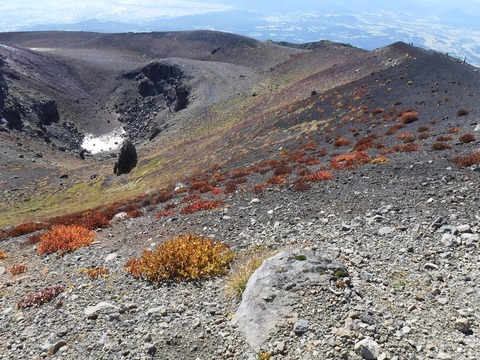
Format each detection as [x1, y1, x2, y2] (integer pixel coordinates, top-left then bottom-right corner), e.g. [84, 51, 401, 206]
[1, 1, 479, 29]
[1, 1, 480, 66]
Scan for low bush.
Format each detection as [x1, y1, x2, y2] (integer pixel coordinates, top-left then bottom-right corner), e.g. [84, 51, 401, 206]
[0, 249, 8, 259]
[125, 234, 235, 282]
[399, 110, 419, 124]
[266, 175, 287, 185]
[432, 142, 452, 151]
[334, 137, 352, 147]
[8, 265, 28, 275]
[303, 171, 334, 182]
[3, 222, 49, 238]
[457, 108, 469, 117]
[78, 267, 109, 278]
[451, 151, 480, 167]
[37, 225, 95, 255]
[180, 200, 223, 214]
[330, 151, 371, 169]
[459, 133, 476, 143]
[17, 284, 64, 309]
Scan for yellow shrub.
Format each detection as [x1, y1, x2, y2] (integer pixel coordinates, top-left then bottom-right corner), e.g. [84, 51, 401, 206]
[0, 249, 8, 259]
[125, 234, 235, 282]
[37, 225, 95, 255]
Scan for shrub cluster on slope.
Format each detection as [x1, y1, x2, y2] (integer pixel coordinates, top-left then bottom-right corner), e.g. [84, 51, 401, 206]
[125, 234, 235, 282]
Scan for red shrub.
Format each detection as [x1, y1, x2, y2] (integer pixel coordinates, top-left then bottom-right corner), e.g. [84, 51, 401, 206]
[418, 133, 430, 140]
[4, 222, 49, 238]
[211, 188, 222, 195]
[437, 135, 453, 142]
[292, 180, 312, 192]
[127, 209, 144, 218]
[451, 151, 480, 167]
[402, 143, 421, 152]
[459, 134, 476, 143]
[417, 126, 431, 133]
[303, 171, 334, 182]
[155, 210, 175, 218]
[273, 164, 292, 176]
[180, 201, 223, 215]
[330, 151, 371, 169]
[266, 175, 287, 185]
[252, 184, 265, 194]
[432, 142, 452, 151]
[182, 194, 202, 203]
[224, 181, 237, 194]
[386, 123, 406, 135]
[334, 137, 352, 147]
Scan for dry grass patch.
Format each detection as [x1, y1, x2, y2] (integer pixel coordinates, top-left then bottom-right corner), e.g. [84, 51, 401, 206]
[225, 251, 275, 299]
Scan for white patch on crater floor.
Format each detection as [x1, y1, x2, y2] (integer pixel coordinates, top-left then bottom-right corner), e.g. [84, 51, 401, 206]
[82, 128, 125, 154]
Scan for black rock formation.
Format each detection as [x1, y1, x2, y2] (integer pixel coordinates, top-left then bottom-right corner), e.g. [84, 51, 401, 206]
[114, 141, 138, 176]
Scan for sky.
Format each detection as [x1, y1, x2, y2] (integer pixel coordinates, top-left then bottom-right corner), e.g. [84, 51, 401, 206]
[1, 1, 480, 65]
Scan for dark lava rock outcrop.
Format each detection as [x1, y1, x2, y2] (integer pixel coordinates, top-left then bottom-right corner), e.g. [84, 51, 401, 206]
[114, 141, 138, 176]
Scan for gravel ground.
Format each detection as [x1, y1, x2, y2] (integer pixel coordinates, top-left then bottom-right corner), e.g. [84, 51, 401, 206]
[1, 158, 479, 360]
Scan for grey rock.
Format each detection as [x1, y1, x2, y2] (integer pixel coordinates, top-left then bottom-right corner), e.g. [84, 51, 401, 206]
[354, 337, 381, 359]
[454, 318, 471, 334]
[47, 341, 67, 356]
[112, 212, 128, 223]
[436, 351, 453, 360]
[85, 302, 119, 319]
[441, 233, 458, 247]
[378, 227, 395, 236]
[360, 313, 376, 325]
[431, 217, 446, 229]
[147, 306, 167, 316]
[293, 319, 309, 336]
[231, 248, 346, 352]
[439, 225, 458, 234]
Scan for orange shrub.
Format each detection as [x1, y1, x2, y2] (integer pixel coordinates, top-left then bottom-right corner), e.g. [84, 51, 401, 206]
[125, 234, 235, 282]
[397, 132, 414, 140]
[448, 127, 461, 134]
[399, 110, 419, 124]
[180, 200, 223, 214]
[8, 265, 28, 275]
[37, 225, 95, 255]
[78, 267, 109, 278]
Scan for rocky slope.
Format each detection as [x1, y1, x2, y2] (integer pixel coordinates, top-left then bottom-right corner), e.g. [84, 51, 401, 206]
[0, 156, 479, 359]
[0, 31, 479, 359]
